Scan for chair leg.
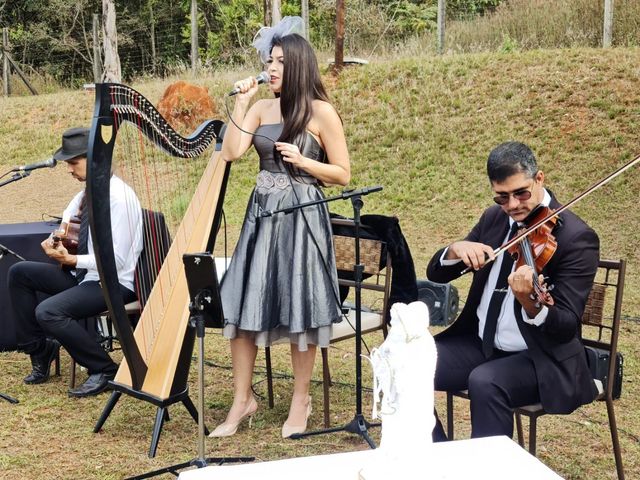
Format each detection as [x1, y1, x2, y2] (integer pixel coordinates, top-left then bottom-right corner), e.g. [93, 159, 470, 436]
[515, 412, 525, 448]
[605, 398, 625, 480]
[528, 416, 537, 455]
[446, 392, 454, 440]
[265, 347, 274, 409]
[54, 349, 60, 377]
[69, 358, 76, 389]
[322, 347, 330, 428]
[105, 315, 115, 352]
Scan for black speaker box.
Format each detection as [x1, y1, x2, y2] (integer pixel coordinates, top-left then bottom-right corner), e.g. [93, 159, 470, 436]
[416, 279, 459, 326]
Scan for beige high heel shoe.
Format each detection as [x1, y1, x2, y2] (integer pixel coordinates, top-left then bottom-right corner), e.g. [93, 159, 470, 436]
[282, 395, 312, 438]
[209, 397, 258, 438]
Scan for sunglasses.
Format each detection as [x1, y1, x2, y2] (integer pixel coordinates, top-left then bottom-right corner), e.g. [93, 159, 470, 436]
[493, 185, 533, 205]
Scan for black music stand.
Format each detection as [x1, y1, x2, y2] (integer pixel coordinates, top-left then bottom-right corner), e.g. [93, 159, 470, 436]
[261, 186, 382, 449]
[125, 253, 253, 479]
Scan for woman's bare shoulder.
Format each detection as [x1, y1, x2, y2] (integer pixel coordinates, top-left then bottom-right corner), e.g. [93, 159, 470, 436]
[253, 98, 280, 122]
[312, 99, 338, 116]
[311, 100, 341, 129]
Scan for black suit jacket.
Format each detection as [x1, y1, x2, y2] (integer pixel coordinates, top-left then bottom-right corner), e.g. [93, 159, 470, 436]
[427, 197, 599, 414]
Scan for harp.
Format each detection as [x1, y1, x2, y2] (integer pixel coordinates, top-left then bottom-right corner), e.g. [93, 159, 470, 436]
[86, 83, 228, 456]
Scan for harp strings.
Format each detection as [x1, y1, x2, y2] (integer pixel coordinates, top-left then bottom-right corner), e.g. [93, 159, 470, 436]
[109, 84, 214, 360]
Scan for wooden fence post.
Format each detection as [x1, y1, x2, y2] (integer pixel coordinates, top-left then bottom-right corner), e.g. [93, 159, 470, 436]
[150, 5, 157, 73]
[437, 0, 446, 54]
[603, 0, 614, 48]
[2, 28, 10, 96]
[271, 0, 281, 25]
[191, 0, 199, 75]
[301, 0, 309, 39]
[92, 14, 103, 83]
[5, 53, 37, 95]
[264, 0, 272, 27]
[1, 28, 37, 96]
[334, 0, 344, 72]
[102, 0, 122, 82]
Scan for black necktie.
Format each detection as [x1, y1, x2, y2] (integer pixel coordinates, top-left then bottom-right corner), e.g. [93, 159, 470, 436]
[75, 194, 89, 283]
[482, 222, 519, 358]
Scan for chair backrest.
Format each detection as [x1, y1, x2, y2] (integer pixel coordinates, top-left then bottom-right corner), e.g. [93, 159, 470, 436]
[330, 218, 392, 341]
[580, 259, 626, 399]
[134, 209, 172, 310]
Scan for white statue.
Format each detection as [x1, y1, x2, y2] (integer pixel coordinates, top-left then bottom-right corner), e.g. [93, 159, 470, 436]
[360, 301, 438, 479]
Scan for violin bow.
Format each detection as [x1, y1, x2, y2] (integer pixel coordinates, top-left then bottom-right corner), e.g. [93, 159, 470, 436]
[461, 152, 640, 275]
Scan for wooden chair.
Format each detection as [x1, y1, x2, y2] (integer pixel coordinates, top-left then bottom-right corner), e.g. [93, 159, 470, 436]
[514, 258, 626, 479]
[445, 259, 626, 480]
[68, 209, 172, 388]
[264, 217, 392, 427]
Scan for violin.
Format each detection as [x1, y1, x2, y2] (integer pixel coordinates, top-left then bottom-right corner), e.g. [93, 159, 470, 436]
[507, 205, 558, 307]
[460, 150, 640, 299]
[51, 215, 81, 254]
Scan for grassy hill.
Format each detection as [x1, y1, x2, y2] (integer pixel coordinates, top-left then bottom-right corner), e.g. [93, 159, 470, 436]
[2, 47, 638, 314]
[0, 48, 639, 479]
[329, 48, 640, 315]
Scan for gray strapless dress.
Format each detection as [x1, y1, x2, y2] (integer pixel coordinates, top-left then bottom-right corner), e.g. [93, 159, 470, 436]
[220, 123, 342, 350]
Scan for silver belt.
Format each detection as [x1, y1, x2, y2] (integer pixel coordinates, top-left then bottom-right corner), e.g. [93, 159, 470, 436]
[256, 170, 291, 190]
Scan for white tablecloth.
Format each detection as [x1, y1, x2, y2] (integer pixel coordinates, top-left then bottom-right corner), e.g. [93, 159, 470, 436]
[178, 435, 563, 479]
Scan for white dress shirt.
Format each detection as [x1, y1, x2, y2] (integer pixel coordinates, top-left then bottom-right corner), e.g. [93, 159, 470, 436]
[62, 175, 143, 292]
[440, 189, 551, 351]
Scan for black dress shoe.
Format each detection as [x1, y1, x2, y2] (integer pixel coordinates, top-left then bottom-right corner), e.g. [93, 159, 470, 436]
[24, 339, 60, 385]
[68, 372, 115, 398]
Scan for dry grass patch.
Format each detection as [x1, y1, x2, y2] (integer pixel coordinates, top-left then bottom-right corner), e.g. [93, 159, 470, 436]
[1, 48, 639, 479]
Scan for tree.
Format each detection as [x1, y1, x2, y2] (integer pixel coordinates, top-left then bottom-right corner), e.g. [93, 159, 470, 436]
[102, 0, 121, 82]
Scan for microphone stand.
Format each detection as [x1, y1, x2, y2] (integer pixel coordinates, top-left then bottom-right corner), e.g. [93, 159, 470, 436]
[0, 243, 26, 262]
[262, 185, 382, 449]
[0, 392, 19, 404]
[0, 170, 31, 188]
[0, 233, 28, 405]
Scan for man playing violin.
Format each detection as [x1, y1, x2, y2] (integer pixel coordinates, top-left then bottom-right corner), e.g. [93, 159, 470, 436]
[7, 127, 143, 397]
[427, 141, 599, 439]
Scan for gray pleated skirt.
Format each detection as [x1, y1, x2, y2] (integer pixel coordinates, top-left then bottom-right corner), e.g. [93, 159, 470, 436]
[220, 170, 342, 350]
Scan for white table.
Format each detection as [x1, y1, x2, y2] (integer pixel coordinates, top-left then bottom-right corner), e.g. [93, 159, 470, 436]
[178, 435, 563, 479]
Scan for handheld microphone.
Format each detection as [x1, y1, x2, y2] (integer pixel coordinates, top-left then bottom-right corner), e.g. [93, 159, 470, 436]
[228, 71, 270, 96]
[12, 158, 57, 172]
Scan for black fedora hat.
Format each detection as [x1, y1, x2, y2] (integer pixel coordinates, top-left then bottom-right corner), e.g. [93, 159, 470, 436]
[52, 127, 90, 161]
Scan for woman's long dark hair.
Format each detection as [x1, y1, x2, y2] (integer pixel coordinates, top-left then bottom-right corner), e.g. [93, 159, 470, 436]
[271, 33, 330, 177]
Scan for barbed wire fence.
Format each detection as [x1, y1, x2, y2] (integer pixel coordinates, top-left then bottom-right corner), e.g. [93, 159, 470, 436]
[0, 0, 636, 96]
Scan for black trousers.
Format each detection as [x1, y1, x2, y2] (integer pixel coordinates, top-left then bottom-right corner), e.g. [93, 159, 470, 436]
[433, 334, 540, 440]
[8, 261, 135, 375]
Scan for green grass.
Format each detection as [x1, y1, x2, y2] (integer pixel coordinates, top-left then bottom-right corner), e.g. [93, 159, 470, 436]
[1, 48, 639, 479]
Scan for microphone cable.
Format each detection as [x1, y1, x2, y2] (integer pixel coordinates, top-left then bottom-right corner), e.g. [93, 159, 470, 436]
[223, 96, 371, 355]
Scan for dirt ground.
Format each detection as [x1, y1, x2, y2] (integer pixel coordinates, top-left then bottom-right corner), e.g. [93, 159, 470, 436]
[0, 162, 80, 225]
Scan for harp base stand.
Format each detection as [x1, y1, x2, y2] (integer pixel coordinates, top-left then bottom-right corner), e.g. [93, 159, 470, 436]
[94, 383, 201, 460]
[122, 293, 253, 480]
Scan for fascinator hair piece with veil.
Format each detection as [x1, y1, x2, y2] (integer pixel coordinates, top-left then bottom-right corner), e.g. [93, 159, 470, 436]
[252, 16, 306, 64]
